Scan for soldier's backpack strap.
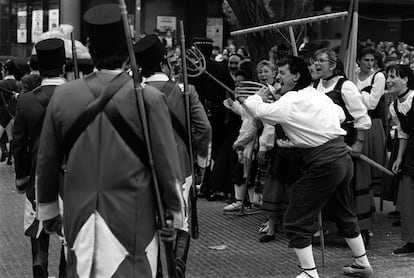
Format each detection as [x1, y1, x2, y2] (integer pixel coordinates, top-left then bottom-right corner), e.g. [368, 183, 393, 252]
[63, 72, 148, 167]
[160, 80, 189, 152]
[32, 85, 50, 110]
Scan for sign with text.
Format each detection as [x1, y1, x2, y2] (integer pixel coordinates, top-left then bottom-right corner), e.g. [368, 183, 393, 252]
[32, 10, 43, 43]
[206, 18, 223, 49]
[157, 16, 176, 32]
[48, 9, 59, 31]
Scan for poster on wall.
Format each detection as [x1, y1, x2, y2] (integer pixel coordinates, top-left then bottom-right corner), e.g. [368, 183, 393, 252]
[206, 18, 223, 49]
[32, 10, 43, 43]
[49, 9, 59, 31]
[156, 16, 176, 32]
[17, 8, 27, 43]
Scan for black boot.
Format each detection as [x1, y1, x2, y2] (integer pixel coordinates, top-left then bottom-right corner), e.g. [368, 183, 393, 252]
[156, 245, 163, 278]
[0, 142, 7, 162]
[31, 232, 49, 278]
[175, 230, 191, 278]
[6, 140, 12, 165]
[58, 244, 66, 278]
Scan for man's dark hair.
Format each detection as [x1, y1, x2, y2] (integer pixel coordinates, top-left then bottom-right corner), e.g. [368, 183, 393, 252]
[89, 47, 128, 70]
[386, 64, 414, 89]
[278, 55, 312, 91]
[140, 60, 169, 78]
[40, 68, 64, 78]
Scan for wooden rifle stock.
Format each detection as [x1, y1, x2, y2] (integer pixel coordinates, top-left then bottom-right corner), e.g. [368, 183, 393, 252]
[180, 20, 199, 239]
[118, 1, 176, 277]
[71, 32, 79, 79]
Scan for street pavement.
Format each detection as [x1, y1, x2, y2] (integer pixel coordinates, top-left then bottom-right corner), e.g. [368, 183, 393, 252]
[1, 162, 414, 278]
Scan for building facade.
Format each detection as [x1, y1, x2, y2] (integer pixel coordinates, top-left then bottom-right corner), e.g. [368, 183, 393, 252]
[0, 0, 224, 57]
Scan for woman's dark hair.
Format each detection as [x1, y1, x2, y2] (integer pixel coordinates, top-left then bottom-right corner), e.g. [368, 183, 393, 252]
[386, 64, 414, 89]
[357, 47, 376, 61]
[373, 50, 385, 70]
[277, 55, 312, 91]
[89, 46, 128, 70]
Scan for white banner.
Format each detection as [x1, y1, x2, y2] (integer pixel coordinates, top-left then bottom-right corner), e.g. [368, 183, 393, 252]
[32, 10, 43, 43]
[17, 9, 27, 43]
[49, 9, 59, 31]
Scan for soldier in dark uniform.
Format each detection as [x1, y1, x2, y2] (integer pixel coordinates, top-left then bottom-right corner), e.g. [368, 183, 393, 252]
[36, 4, 184, 277]
[12, 38, 66, 278]
[188, 37, 241, 199]
[134, 34, 211, 277]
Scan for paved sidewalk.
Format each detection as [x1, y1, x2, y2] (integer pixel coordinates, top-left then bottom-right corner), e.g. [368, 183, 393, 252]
[1, 162, 413, 277]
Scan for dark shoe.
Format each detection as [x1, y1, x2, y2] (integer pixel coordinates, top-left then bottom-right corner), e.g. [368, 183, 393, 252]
[6, 158, 11, 165]
[33, 262, 48, 278]
[343, 263, 373, 277]
[0, 151, 7, 162]
[388, 210, 400, 218]
[392, 243, 414, 256]
[259, 234, 275, 243]
[15, 180, 29, 194]
[206, 193, 224, 201]
[392, 220, 402, 227]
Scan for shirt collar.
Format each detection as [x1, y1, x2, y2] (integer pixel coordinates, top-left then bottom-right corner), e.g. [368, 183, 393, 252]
[41, 77, 66, 86]
[99, 69, 124, 74]
[144, 73, 169, 83]
[4, 75, 15, 80]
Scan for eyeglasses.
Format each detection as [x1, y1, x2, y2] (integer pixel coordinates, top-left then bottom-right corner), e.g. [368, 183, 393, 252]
[314, 58, 331, 64]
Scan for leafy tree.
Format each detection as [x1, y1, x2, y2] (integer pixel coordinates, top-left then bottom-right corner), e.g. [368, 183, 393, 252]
[224, 0, 314, 66]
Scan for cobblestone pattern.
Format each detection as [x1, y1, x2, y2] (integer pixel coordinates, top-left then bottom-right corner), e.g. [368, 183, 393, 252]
[1, 163, 413, 278]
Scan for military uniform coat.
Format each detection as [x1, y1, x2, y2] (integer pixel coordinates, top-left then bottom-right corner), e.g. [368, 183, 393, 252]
[145, 73, 211, 177]
[36, 71, 184, 278]
[12, 78, 65, 237]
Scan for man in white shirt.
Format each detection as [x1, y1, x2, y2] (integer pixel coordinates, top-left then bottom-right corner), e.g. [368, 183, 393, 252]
[239, 56, 373, 278]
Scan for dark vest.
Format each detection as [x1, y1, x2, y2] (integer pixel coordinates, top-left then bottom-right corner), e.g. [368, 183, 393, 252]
[394, 96, 414, 177]
[314, 78, 355, 145]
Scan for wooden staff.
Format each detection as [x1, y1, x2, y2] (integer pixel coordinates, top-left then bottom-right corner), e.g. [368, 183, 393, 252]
[119, 1, 176, 277]
[230, 12, 348, 36]
[180, 20, 199, 240]
[347, 146, 394, 176]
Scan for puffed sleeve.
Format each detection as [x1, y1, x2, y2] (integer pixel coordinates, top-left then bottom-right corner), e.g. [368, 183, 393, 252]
[361, 72, 386, 110]
[341, 80, 372, 130]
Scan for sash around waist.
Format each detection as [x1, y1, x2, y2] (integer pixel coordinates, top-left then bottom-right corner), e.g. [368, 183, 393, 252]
[301, 136, 349, 167]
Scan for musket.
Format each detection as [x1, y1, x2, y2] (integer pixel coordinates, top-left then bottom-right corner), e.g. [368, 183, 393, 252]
[118, 1, 176, 277]
[71, 32, 79, 79]
[180, 20, 199, 239]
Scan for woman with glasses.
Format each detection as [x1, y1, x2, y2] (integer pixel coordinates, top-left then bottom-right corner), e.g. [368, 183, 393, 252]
[313, 48, 373, 245]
